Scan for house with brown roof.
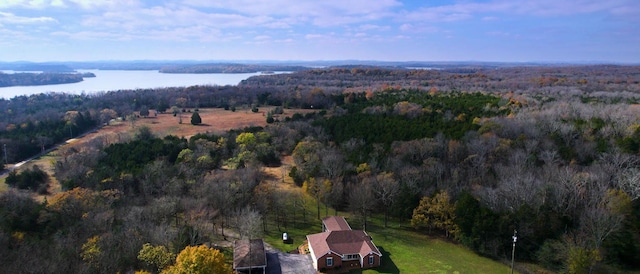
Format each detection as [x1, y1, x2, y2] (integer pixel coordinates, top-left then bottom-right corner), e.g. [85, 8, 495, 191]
[306, 216, 382, 272]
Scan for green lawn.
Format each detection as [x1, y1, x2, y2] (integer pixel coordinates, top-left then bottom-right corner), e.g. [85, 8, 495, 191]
[259, 198, 514, 274]
[360, 216, 514, 274]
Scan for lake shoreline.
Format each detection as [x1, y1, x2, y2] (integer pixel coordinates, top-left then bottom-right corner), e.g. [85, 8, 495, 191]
[0, 70, 264, 99]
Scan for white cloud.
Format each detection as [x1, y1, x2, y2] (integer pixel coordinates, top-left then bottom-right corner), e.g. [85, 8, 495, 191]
[82, 6, 282, 32]
[305, 34, 327, 40]
[507, 0, 634, 16]
[399, 23, 439, 33]
[0, 0, 45, 8]
[486, 31, 520, 39]
[0, 0, 140, 9]
[398, 0, 639, 23]
[357, 24, 391, 32]
[74, 0, 140, 10]
[183, 0, 401, 16]
[275, 38, 294, 43]
[51, 30, 127, 40]
[1, 0, 637, 62]
[0, 12, 57, 24]
[182, 0, 401, 27]
[254, 35, 270, 41]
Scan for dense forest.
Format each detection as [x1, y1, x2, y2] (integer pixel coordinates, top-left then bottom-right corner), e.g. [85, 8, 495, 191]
[1, 65, 640, 273]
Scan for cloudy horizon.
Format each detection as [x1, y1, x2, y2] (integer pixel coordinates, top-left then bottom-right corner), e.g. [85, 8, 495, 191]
[1, 0, 638, 63]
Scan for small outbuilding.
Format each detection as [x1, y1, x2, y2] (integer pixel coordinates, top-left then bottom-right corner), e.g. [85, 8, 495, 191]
[233, 239, 267, 273]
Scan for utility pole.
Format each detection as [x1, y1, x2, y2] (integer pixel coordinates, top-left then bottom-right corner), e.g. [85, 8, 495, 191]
[3, 143, 7, 164]
[511, 229, 517, 274]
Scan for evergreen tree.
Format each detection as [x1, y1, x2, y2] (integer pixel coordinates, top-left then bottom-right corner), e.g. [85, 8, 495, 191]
[190, 111, 202, 125]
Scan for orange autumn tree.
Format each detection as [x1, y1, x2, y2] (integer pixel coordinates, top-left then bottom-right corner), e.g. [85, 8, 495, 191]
[411, 191, 458, 238]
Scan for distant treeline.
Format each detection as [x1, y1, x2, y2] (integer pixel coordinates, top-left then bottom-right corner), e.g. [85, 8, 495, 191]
[0, 63, 75, 72]
[159, 63, 309, 73]
[241, 65, 640, 96]
[0, 72, 91, 87]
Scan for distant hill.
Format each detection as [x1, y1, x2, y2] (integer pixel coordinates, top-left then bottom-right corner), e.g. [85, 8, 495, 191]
[159, 63, 310, 73]
[1, 60, 631, 74]
[0, 62, 75, 72]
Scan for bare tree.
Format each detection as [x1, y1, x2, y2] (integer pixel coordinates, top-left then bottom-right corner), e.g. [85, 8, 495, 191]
[319, 146, 346, 179]
[370, 172, 400, 227]
[348, 181, 375, 231]
[324, 178, 344, 216]
[235, 206, 263, 240]
[618, 168, 640, 201]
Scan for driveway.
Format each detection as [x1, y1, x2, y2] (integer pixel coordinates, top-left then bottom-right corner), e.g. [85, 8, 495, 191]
[264, 245, 316, 274]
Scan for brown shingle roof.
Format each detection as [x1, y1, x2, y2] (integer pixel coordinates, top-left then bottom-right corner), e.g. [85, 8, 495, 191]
[322, 216, 352, 231]
[307, 230, 382, 258]
[233, 239, 267, 270]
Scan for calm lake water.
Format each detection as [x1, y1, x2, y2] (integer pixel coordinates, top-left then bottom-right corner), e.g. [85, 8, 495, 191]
[0, 70, 262, 99]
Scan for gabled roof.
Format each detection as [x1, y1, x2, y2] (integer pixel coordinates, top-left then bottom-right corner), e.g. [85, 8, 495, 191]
[233, 239, 267, 270]
[307, 229, 382, 259]
[322, 216, 352, 231]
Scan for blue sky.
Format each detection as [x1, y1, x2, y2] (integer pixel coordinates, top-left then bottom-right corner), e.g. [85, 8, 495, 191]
[0, 0, 638, 63]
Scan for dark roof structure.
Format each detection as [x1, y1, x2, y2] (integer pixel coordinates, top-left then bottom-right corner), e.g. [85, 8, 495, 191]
[233, 239, 267, 272]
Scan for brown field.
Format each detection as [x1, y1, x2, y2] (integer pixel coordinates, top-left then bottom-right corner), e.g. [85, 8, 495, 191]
[78, 107, 316, 143]
[2, 107, 316, 199]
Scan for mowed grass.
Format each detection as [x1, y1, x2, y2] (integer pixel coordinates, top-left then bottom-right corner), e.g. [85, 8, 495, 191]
[360, 216, 514, 274]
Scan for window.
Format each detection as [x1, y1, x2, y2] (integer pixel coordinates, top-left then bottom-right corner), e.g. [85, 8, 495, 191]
[326, 257, 333, 267]
[369, 255, 374, 265]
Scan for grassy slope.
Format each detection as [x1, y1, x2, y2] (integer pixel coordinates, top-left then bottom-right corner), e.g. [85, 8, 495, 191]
[362, 216, 513, 274]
